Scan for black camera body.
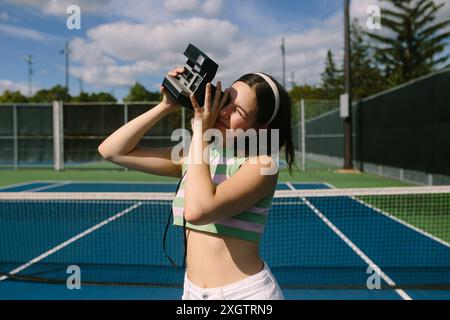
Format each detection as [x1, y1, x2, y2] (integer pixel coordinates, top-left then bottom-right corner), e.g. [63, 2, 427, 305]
[162, 44, 222, 109]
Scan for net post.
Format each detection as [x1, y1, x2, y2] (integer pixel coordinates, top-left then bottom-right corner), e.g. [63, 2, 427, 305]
[123, 103, 128, 124]
[300, 99, 306, 171]
[13, 104, 18, 170]
[124, 103, 129, 172]
[52, 100, 64, 171]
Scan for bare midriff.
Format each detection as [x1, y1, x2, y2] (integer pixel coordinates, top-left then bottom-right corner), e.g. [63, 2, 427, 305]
[185, 228, 264, 288]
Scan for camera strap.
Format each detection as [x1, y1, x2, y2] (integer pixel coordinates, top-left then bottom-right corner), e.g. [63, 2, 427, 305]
[162, 170, 188, 269]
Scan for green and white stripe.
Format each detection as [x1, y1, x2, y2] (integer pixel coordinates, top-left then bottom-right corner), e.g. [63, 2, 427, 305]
[172, 144, 275, 242]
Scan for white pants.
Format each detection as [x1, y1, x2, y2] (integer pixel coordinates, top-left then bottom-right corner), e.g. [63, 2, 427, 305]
[182, 262, 285, 300]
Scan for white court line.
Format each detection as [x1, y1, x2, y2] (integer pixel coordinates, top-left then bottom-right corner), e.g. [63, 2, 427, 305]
[286, 183, 411, 300]
[0, 202, 142, 282]
[22, 181, 72, 192]
[284, 181, 333, 187]
[350, 196, 450, 249]
[322, 181, 336, 189]
[313, 181, 449, 248]
[0, 181, 41, 191]
[285, 182, 295, 190]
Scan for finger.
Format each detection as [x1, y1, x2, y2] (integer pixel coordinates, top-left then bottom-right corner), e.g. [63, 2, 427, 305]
[190, 94, 201, 111]
[168, 67, 184, 77]
[219, 88, 230, 110]
[204, 83, 211, 113]
[212, 81, 221, 112]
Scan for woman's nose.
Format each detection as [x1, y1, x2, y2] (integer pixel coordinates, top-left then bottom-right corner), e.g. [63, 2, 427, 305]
[220, 104, 233, 118]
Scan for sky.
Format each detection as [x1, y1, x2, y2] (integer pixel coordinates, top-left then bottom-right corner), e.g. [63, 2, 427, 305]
[0, 0, 449, 101]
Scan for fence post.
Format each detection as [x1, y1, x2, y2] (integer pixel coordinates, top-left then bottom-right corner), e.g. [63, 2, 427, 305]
[13, 104, 18, 170]
[300, 99, 305, 171]
[53, 100, 64, 171]
[124, 103, 128, 124]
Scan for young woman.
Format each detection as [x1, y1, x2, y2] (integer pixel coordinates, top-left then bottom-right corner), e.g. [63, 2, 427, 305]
[98, 67, 295, 300]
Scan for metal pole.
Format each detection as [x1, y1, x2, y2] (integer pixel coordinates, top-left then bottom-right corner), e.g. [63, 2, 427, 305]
[65, 42, 69, 92]
[13, 105, 18, 170]
[300, 99, 306, 172]
[60, 42, 70, 95]
[281, 37, 286, 88]
[78, 77, 84, 93]
[25, 55, 33, 97]
[343, 0, 353, 169]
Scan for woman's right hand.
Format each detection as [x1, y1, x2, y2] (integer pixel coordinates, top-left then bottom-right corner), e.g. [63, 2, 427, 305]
[160, 67, 185, 110]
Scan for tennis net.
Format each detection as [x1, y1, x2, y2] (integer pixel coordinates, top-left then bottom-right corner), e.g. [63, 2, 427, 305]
[0, 186, 449, 289]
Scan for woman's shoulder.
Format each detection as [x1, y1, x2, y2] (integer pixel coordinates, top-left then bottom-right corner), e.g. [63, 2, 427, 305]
[236, 154, 279, 182]
[242, 154, 278, 170]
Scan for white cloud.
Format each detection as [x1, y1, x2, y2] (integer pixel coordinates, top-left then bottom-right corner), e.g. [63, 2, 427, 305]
[164, 0, 223, 16]
[202, 0, 223, 16]
[110, 0, 169, 23]
[436, 1, 450, 24]
[69, 11, 341, 89]
[4, 0, 113, 15]
[0, 11, 10, 22]
[70, 18, 240, 87]
[218, 12, 342, 86]
[0, 23, 61, 42]
[164, 0, 199, 12]
[0, 80, 31, 95]
[5, 0, 223, 21]
[1, 1, 343, 90]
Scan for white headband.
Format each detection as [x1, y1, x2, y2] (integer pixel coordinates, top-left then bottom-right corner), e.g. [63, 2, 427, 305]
[254, 72, 280, 125]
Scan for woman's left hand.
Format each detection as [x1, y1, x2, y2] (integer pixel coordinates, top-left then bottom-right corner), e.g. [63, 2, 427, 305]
[190, 81, 230, 132]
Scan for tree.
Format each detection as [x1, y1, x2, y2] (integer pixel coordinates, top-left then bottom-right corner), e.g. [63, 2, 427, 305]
[367, 0, 450, 85]
[31, 85, 70, 102]
[71, 92, 117, 102]
[289, 84, 329, 102]
[124, 82, 162, 102]
[320, 50, 344, 98]
[350, 20, 386, 100]
[0, 90, 29, 103]
[90, 92, 117, 102]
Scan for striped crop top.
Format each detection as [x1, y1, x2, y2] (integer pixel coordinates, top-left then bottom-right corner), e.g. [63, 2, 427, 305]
[172, 143, 276, 242]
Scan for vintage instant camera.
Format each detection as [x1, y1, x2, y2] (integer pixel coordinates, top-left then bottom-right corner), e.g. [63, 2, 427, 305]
[162, 44, 223, 109]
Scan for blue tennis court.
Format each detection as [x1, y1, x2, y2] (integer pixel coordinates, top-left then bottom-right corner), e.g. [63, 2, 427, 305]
[1, 181, 449, 300]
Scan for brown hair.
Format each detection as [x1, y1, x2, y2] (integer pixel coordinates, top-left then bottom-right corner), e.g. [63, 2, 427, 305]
[234, 73, 296, 175]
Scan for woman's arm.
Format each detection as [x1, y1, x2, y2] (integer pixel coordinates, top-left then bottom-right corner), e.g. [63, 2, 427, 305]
[185, 154, 278, 225]
[98, 68, 185, 178]
[184, 82, 279, 224]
